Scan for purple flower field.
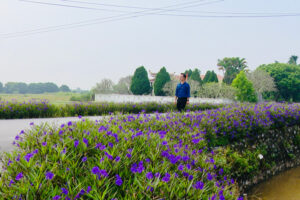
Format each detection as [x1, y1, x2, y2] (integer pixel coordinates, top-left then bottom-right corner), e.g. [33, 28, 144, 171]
[0, 103, 299, 199]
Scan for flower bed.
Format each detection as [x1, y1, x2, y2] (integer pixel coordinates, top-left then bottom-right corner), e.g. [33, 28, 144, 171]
[0, 100, 223, 119]
[0, 103, 299, 199]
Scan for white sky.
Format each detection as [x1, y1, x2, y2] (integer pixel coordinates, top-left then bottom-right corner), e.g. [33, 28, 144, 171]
[0, 0, 299, 90]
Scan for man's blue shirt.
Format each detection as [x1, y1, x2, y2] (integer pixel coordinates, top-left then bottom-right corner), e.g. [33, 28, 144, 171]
[175, 82, 191, 98]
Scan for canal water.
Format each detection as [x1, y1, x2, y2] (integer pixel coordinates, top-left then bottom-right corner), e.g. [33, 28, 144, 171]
[249, 166, 300, 200]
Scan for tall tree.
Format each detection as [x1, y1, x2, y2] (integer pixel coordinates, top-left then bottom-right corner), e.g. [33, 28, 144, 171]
[288, 55, 298, 65]
[218, 57, 248, 84]
[203, 70, 218, 83]
[184, 69, 193, 78]
[4, 82, 28, 94]
[232, 71, 257, 103]
[246, 69, 277, 102]
[154, 67, 171, 96]
[190, 68, 203, 85]
[210, 70, 219, 83]
[60, 85, 71, 92]
[162, 80, 178, 96]
[113, 76, 132, 94]
[258, 63, 300, 102]
[203, 71, 211, 83]
[0, 82, 3, 93]
[130, 66, 151, 95]
[93, 79, 114, 94]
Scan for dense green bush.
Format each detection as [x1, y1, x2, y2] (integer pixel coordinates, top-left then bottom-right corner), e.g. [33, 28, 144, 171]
[70, 92, 94, 102]
[232, 71, 257, 103]
[258, 63, 300, 102]
[198, 83, 236, 99]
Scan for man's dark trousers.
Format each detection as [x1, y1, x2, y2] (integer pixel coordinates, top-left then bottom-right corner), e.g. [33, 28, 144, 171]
[177, 97, 187, 112]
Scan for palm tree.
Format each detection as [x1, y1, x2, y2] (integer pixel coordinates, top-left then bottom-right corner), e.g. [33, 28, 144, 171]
[288, 55, 298, 65]
[217, 57, 248, 84]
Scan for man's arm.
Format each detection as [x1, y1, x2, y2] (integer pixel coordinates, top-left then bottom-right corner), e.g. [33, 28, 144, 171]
[187, 84, 191, 104]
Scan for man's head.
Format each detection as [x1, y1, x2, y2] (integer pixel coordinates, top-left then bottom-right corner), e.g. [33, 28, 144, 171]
[180, 73, 187, 82]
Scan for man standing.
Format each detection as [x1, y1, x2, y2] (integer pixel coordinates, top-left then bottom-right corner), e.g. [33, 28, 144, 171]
[175, 73, 191, 112]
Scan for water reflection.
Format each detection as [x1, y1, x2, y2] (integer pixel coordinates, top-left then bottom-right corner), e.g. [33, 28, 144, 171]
[249, 166, 300, 200]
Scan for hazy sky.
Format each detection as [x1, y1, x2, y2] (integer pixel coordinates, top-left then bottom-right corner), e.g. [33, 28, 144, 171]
[1, 0, 299, 90]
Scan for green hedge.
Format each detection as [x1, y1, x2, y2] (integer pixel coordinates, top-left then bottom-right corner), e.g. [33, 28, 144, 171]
[0, 100, 224, 119]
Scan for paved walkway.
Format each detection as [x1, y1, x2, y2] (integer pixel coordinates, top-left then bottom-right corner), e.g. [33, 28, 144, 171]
[0, 116, 104, 152]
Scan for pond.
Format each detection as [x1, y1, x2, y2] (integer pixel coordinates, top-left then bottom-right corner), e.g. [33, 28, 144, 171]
[249, 166, 300, 200]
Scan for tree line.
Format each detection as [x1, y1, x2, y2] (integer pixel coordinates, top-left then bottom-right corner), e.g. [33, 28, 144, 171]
[94, 55, 300, 103]
[0, 82, 71, 94]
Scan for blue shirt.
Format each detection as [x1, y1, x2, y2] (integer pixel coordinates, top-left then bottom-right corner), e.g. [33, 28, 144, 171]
[175, 82, 190, 98]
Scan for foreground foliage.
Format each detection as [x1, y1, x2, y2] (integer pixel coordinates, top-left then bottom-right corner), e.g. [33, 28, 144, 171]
[1, 103, 300, 199]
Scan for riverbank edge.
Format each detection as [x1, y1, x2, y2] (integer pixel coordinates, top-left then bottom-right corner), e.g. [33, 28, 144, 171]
[236, 125, 300, 197]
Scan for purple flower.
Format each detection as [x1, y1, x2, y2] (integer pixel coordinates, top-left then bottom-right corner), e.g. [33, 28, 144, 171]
[33, 149, 39, 154]
[15, 154, 20, 162]
[162, 141, 168, 146]
[86, 186, 92, 193]
[115, 156, 120, 162]
[188, 175, 193, 181]
[115, 174, 123, 186]
[192, 138, 200, 144]
[45, 171, 54, 180]
[137, 161, 144, 173]
[207, 173, 213, 181]
[15, 172, 23, 181]
[53, 195, 61, 200]
[162, 173, 171, 182]
[193, 181, 204, 190]
[74, 140, 79, 148]
[79, 189, 85, 195]
[24, 153, 33, 162]
[146, 172, 153, 180]
[155, 172, 160, 178]
[61, 188, 68, 195]
[82, 157, 87, 162]
[7, 159, 13, 166]
[42, 142, 47, 146]
[219, 168, 224, 175]
[186, 164, 191, 170]
[183, 171, 189, 177]
[145, 158, 151, 163]
[104, 152, 113, 160]
[108, 142, 114, 148]
[83, 138, 88, 147]
[92, 166, 100, 174]
[130, 163, 138, 174]
[100, 169, 108, 177]
[147, 186, 154, 192]
[9, 179, 15, 187]
[126, 153, 132, 158]
[178, 164, 184, 171]
[67, 121, 72, 126]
